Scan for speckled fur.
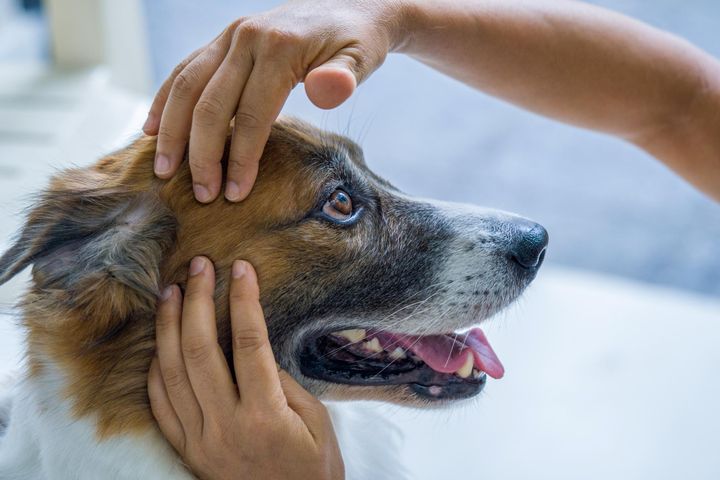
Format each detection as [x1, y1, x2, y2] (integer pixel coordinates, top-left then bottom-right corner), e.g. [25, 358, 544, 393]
[0, 117, 543, 478]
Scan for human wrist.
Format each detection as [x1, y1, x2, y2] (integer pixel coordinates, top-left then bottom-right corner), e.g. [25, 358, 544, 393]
[387, 0, 423, 53]
[389, 0, 459, 58]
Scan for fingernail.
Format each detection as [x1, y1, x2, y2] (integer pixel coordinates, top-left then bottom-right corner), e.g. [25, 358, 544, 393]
[143, 113, 156, 132]
[160, 285, 174, 301]
[154, 154, 171, 176]
[232, 260, 246, 279]
[225, 181, 242, 202]
[189, 257, 206, 276]
[236, 178, 254, 201]
[193, 184, 212, 203]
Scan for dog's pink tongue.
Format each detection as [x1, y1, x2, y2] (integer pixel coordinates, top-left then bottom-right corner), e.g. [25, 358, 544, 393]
[392, 328, 504, 379]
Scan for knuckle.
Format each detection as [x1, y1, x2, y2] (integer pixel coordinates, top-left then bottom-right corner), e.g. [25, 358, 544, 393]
[162, 365, 188, 389]
[182, 337, 213, 362]
[342, 44, 377, 81]
[155, 310, 176, 329]
[232, 329, 265, 353]
[170, 58, 189, 80]
[188, 156, 219, 176]
[233, 110, 264, 130]
[157, 124, 185, 144]
[226, 156, 254, 172]
[193, 96, 226, 125]
[235, 19, 263, 40]
[226, 17, 246, 33]
[154, 85, 172, 106]
[172, 67, 201, 98]
[262, 27, 299, 51]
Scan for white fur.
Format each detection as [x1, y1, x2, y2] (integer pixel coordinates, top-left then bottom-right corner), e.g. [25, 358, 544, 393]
[0, 363, 194, 480]
[326, 402, 410, 480]
[0, 199, 532, 479]
[0, 363, 404, 480]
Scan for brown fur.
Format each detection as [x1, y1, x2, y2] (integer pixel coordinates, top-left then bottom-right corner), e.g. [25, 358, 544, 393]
[3, 116, 539, 441]
[11, 119, 358, 437]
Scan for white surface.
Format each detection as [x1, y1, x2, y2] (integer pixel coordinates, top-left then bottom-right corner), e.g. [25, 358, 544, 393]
[1, 63, 719, 479]
[0, 62, 147, 372]
[2, 267, 719, 479]
[0, 64, 149, 246]
[102, 0, 153, 94]
[46, 0, 104, 66]
[390, 269, 720, 480]
[46, 0, 151, 92]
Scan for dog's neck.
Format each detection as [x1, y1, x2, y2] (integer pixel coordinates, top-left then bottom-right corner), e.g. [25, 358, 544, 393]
[0, 358, 195, 479]
[21, 290, 159, 437]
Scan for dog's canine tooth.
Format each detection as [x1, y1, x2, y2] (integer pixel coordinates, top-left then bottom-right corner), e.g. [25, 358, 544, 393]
[472, 368, 482, 379]
[389, 347, 407, 360]
[364, 337, 383, 353]
[336, 329, 367, 343]
[456, 351, 474, 378]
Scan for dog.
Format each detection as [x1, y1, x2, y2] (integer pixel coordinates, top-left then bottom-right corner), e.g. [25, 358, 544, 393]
[0, 117, 547, 479]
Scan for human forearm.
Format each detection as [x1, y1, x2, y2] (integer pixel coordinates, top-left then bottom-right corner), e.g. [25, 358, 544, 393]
[634, 62, 720, 202]
[394, 0, 720, 199]
[148, 0, 720, 201]
[396, 0, 707, 137]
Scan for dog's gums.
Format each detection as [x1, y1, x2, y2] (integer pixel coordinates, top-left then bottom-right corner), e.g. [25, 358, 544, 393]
[299, 328, 502, 400]
[0, 117, 547, 439]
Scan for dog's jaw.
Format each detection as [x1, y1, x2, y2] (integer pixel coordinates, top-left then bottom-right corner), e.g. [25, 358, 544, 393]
[269, 199, 545, 406]
[0, 117, 547, 480]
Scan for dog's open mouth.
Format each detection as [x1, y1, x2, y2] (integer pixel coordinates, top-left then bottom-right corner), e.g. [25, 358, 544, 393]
[299, 328, 504, 400]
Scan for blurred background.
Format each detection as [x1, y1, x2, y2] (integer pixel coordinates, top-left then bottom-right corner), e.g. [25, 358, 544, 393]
[0, 1, 718, 479]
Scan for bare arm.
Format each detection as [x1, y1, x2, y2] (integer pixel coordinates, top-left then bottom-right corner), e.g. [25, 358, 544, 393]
[148, 0, 720, 201]
[396, 0, 720, 200]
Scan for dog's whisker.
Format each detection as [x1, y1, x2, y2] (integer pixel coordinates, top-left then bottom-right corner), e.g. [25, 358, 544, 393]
[443, 333, 458, 369]
[316, 299, 442, 361]
[368, 302, 458, 379]
[315, 283, 454, 361]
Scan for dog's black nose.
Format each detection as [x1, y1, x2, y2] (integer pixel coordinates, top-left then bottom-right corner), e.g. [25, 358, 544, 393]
[509, 220, 548, 269]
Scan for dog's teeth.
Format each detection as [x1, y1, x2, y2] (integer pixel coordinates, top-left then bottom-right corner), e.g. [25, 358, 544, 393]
[456, 352, 474, 379]
[389, 347, 407, 360]
[364, 337, 383, 353]
[472, 368, 483, 379]
[336, 329, 367, 343]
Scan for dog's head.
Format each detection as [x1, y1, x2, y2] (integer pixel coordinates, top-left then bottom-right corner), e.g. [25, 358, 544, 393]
[0, 118, 546, 433]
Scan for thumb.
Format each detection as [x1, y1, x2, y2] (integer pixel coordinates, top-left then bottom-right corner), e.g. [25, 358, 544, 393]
[305, 50, 371, 109]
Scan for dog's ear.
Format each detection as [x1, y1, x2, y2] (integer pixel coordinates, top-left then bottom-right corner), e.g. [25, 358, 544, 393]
[0, 160, 177, 332]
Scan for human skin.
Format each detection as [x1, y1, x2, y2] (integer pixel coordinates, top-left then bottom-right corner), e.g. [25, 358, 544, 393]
[148, 258, 344, 480]
[148, 1, 720, 478]
[145, 0, 720, 202]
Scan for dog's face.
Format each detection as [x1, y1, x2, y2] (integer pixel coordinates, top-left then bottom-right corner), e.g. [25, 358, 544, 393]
[163, 118, 547, 405]
[0, 118, 546, 433]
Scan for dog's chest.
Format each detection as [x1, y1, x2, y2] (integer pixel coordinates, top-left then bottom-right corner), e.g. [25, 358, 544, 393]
[0, 369, 193, 480]
[0, 371, 407, 480]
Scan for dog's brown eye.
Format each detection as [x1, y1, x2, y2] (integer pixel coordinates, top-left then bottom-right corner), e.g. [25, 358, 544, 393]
[323, 189, 353, 220]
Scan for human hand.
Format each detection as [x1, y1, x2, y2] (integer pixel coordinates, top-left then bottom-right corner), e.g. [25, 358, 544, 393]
[148, 257, 344, 480]
[144, 0, 406, 203]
